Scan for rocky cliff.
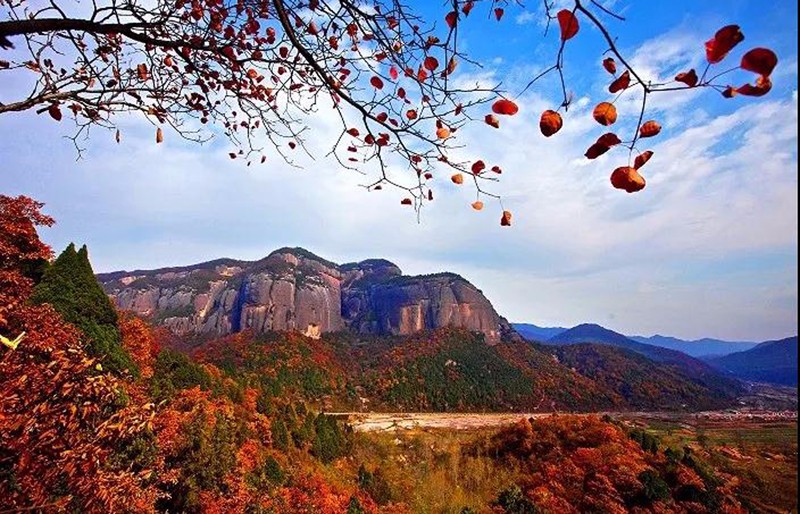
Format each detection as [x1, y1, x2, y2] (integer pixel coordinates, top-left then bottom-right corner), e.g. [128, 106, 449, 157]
[98, 248, 515, 343]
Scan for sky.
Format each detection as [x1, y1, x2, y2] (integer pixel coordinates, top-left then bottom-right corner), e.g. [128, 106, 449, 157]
[2, 0, 797, 342]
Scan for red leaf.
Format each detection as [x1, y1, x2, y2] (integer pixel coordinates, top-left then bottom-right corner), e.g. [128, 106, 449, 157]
[471, 160, 486, 174]
[494, 8, 504, 21]
[705, 25, 744, 64]
[585, 143, 610, 159]
[491, 165, 502, 174]
[47, 104, 62, 121]
[492, 98, 519, 116]
[423, 56, 439, 71]
[401, 198, 413, 205]
[608, 70, 631, 93]
[639, 120, 661, 138]
[675, 69, 698, 87]
[597, 132, 622, 146]
[484, 114, 500, 128]
[462, 1, 475, 16]
[602, 57, 617, 75]
[741, 48, 778, 77]
[346, 128, 360, 137]
[370, 76, 384, 89]
[539, 110, 563, 137]
[634, 150, 653, 169]
[445, 11, 458, 29]
[610, 166, 646, 193]
[500, 210, 512, 226]
[736, 75, 772, 97]
[557, 10, 579, 41]
[389, 66, 399, 80]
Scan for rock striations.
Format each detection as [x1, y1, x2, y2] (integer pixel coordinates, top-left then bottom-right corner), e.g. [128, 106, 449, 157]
[98, 248, 515, 344]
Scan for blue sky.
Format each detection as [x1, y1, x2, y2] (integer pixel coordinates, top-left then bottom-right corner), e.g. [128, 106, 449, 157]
[2, 0, 797, 341]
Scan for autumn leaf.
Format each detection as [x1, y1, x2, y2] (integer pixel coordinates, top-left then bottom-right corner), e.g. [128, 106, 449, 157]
[47, 104, 62, 121]
[423, 56, 439, 71]
[462, 1, 475, 15]
[608, 70, 631, 93]
[557, 10, 579, 41]
[436, 126, 451, 139]
[484, 114, 500, 128]
[156, 127, 164, 143]
[389, 66, 399, 80]
[634, 150, 653, 169]
[705, 25, 744, 64]
[610, 166, 646, 193]
[445, 11, 458, 29]
[370, 76, 384, 89]
[602, 57, 616, 74]
[451, 173, 464, 184]
[539, 110, 563, 137]
[592, 102, 617, 126]
[675, 69, 699, 87]
[346, 128, 360, 137]
[585, 143, 610, 159]
[471, 160, 486, 174]
[736, 75, 772, 96]
[500, 210, 512, 226]
[492, 99, 519, 116]
[491, 165, 502, 174]
[137, 63, 148, 81]
[740, 48, 778, 76]
[471, 201, 484, 211]
[401, 198, 413, 205]
[115, 129, 121, 143]
[494, 8, 504, 21]
[639, 120, 661, 138]
[406, 109, 418, 120]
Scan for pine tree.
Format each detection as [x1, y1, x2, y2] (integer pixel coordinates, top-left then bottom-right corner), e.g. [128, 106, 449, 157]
[31, 243, 137, 375]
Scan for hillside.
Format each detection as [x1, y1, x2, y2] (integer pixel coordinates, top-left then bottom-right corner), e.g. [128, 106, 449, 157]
[630, 334, 758, 357]
[510, 322, 566, 342]
[705, 336, 798, 386]
[189, 327, 742, 413]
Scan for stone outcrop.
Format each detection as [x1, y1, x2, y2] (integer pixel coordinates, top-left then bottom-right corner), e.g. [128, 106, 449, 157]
[98, 248, 516, 343]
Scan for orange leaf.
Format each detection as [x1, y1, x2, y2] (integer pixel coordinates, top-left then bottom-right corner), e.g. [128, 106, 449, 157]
[675, 69, 698, 87]
[471, 200, 484, 211]
[610, 166, 646, 193]
[500, 210, 512, 226]
[484, 114, 500, 128]
[423, 56, 439, 71]
[740, 48, 778, 76]
[634, 150, 653, 169]
[164, 55, 174, 67]
[585, 143, 610, 159]
[156, 127, 164, 143]
[736, 75, 772, 97]
[608, 70, 631, 93]
[557, 10, 579, 41]
[137, 63, 148, 81]
[597, 132, 622, 146]
[451, 173, 464, 184]
[539, 110, 563, 137]
[436, 126, 451, 139]
[406, 109, 418, 120]
[705, 25, 744, 64]
[592, 102, 617, 126]
[445, 57, 458, 75]
[602, 57, 616, 74]
[639, 120, 661, 138]
[492, 98, 519, 116]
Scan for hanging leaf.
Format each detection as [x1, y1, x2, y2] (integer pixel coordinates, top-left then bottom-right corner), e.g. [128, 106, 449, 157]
[740, 48, 778, 76]
[156, 127, 164, 143]
[608, 70, 631, 93]
[634, 150, 653, 169]
[423, 56, 439, 71]
[471, 160, 486, 174]
[115, 129, 121, 143]
[436, 126, 451, 139]
[602, 57, 616, 74]
[557, 10, 579, 41]
[592, 102, 617, 126]
[401, 198, 413, 205]
[484, 114, 500, 128]
[494, 8, 504, 21]
[370, 76, 384, 89]
[539, 110, 563, 137]
[445, 11, 458, 29]
[137, 63, 148, 81]
[736, 75, 772, 96]
[492, 99, 519, 116]
[500, 210, 512, 226]
[471, 200, 484, 211]
[675, 69, 699, 87]
[705, 25, 744, 64]
[389, 66, 399, 80]
[451, 173, 464, 184]
[47, 104, 62, 121]
[610, 166, 646, 193]
[639, 120, 661, 138]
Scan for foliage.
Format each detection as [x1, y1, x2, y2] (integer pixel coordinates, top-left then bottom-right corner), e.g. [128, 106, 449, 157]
[0, 2, 779, 219]
[150, 348, 213, 401]
[493, 485, 539, 514]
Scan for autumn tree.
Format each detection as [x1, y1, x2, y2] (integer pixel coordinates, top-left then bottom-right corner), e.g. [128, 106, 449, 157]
[0, 1, 779, 221]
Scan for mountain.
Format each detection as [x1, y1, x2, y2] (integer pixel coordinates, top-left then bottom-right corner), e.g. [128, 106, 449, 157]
[704, 336, 798, 386]
[191, 327, 741, 412]
[510, 323, 567, 342]
[630, 334, 758, 357]
[98, 247, 516, 344]
[541, 323, 743, 397]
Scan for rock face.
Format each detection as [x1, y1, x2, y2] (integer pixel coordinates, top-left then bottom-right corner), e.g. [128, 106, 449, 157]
[98, 248, 515, 344]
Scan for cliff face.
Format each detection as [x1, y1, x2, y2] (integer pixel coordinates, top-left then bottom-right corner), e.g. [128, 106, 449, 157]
[98, 248, 514, 343]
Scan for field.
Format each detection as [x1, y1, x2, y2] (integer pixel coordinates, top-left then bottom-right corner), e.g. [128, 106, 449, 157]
[338, 411, 798, 513]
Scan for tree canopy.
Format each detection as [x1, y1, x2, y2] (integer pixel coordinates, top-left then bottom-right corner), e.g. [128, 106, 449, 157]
[0, 1, 779, 221]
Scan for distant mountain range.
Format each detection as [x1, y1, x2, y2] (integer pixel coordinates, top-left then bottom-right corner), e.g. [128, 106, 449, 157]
[512, 322, 797, 387]
[704, 337, 798, 386]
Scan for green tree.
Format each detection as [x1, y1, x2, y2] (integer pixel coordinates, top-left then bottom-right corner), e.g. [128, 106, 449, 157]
[494, 485, 538, 514]
[31, 243, 136, 375]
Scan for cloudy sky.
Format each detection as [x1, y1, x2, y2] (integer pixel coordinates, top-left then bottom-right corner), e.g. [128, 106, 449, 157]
[2, 0, 797, 342]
